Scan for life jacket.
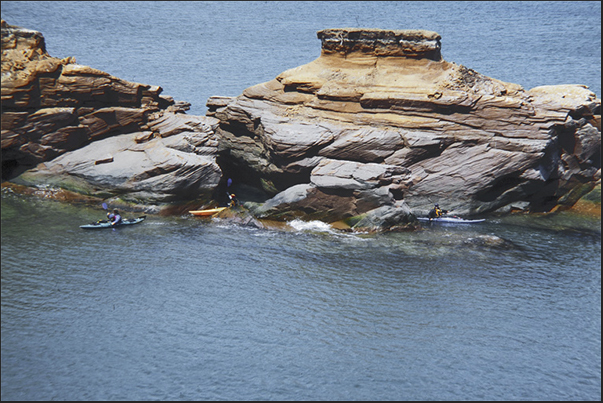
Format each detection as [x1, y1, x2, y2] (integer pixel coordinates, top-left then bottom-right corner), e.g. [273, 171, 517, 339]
[434, 207, 442, 217]
[228, 194, 237, 207]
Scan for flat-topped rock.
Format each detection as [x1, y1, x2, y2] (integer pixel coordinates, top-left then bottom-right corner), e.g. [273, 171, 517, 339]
[317, 28, 442, 59]
[208, 28, 601, 221]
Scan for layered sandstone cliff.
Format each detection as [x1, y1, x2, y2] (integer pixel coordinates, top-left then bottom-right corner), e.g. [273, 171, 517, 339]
[2, 24, 600, 227]
[2, 21, 222, 205]
[207, 28, 601, 221]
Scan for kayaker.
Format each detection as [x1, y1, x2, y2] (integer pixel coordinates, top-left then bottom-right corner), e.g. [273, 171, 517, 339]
[428, 203, 447, 220]
[109, 209, 122, 226]
[228, 193, 238, 207]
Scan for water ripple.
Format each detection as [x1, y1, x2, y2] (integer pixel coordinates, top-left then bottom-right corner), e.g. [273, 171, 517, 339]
[2, 196, 601, 399]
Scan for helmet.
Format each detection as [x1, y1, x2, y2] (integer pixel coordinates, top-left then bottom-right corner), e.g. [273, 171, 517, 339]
[435, 203, 439, 207]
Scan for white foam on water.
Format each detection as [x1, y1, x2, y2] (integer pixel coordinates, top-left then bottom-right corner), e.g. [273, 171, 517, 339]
[287, 219, 334, 233]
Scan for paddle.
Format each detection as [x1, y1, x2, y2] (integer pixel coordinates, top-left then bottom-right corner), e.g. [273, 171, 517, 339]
[225, 178, 236, 207]
[96, 202, 109, 224]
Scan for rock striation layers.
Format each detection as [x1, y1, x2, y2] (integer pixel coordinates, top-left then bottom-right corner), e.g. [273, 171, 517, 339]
[2, 24, 600, 227]
[207, 28, 600, 221]
[2, 20, 222, 205]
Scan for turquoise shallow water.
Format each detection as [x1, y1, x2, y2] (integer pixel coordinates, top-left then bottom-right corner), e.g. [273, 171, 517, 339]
[1, 1, 601, 400]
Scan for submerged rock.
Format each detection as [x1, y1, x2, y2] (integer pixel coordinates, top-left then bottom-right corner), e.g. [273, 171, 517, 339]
[462, 234, 520, 250]
[348, 202, 418, 233]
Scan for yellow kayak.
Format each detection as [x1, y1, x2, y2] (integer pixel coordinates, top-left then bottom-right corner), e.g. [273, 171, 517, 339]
[189, 207, 227, 217]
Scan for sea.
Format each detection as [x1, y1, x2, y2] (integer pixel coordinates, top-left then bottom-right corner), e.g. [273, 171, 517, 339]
[1, 1, 601, 400]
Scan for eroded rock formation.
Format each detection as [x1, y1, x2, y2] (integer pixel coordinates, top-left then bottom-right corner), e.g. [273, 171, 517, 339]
[2, 24, 600, 227]
[208, 28, 601, 220]
[16, 112, 222, 204]
[2, 21, 222, 205]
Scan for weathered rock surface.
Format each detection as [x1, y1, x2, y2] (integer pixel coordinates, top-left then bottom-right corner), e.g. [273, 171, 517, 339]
[2, 23, 600, 230]
[2, 20, 222, 205]
[14, 112, 222, 204]
[208, 28, 601, 221]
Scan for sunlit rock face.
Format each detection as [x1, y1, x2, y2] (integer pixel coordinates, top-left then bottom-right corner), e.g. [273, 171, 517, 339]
[207, 28, 600, 220]
[3, 22, 600, 223]
[2, 21, 222, 205]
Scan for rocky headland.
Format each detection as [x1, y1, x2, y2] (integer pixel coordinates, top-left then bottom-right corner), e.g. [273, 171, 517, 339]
[2, 22, 600, 231]
[1, 20, 222, 210]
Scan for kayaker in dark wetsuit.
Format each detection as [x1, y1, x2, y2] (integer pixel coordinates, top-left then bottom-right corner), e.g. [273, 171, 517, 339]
[428, 204, 447, 220]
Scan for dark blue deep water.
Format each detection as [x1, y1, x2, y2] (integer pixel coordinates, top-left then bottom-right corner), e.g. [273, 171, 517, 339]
[1, 1, 601, 400]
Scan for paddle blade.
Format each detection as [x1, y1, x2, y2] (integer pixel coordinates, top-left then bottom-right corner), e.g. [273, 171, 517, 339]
[227, 178, 232, 187]
[102, 203, 108, 210]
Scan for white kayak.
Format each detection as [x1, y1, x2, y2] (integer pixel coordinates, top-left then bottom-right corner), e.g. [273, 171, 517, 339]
[418, 216, 485, 223]
[80, 216, 147, 229]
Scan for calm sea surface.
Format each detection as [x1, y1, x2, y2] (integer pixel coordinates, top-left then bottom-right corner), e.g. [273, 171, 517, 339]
[1, 1, 601, 400]
[1, 1, 600, 115]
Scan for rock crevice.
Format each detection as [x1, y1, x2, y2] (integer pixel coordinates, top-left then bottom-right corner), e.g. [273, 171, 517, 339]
[2, 23, 600, 225]
[208, 28, 600, 219]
